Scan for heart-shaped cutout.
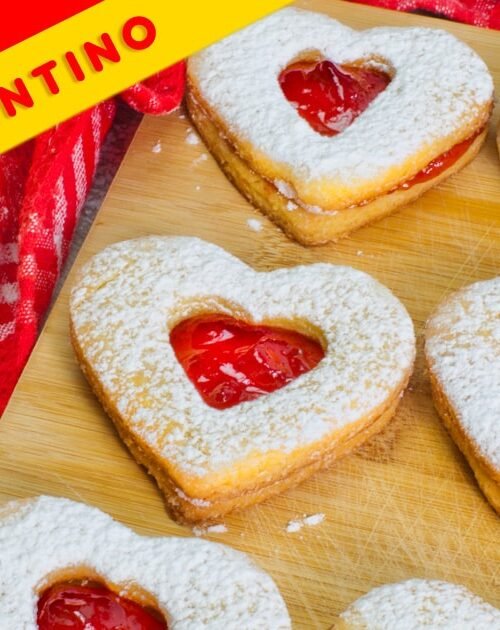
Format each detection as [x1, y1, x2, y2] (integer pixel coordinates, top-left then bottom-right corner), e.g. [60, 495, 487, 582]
[336, 579, 500, 627]
[425, 277, 500, 514]
[38, 583, 167, 630]
[0, 496, 290, 628]
[70, 237, 415, 523]
[279, 59, 391, 137]
[170, 313, 324, 409]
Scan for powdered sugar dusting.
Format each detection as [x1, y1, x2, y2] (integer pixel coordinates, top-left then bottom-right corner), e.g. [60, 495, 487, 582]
[175, 487, 211, 507]
[285, 513, 325, 533]
[193, 153, 208, 166]
[193, 524, 228, 537]
[70, 237, 415, 479]
[425, 277, 500, 469]
[151, 140, 162, 154]
[186, 129, 200, 145]
[0, 496, 290, 629]
[189, 8, 493, 192]
[340, 579, 500, 628]
[247, 218, 263, 232]
[303, 513, 324, 526]
[274, 179, 295, 199]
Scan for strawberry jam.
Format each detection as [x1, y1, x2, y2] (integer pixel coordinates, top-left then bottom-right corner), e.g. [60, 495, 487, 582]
[37, 583, 167, 630]
[399, 131, 479, 190]
[170, 314, 324, 409]
[279, 59, 391, 136]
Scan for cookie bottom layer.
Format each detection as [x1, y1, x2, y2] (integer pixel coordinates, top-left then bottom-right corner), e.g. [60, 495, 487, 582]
[428, 369, 500, 515]
[72, 325, 411, 524]
[186, 90, 487, 246]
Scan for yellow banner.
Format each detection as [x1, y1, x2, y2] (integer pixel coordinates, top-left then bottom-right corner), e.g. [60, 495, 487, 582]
[0, 0, 291, 153]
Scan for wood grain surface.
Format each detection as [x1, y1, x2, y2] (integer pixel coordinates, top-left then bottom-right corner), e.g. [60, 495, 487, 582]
[1, 1, 499, 627]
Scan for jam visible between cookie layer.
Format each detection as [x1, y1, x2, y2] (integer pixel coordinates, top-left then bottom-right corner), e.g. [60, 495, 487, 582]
[37, 583, 167, 630]
[170, 314, 325, 410]
[279, 59, 391, 136]
[398, 130, 479, 189]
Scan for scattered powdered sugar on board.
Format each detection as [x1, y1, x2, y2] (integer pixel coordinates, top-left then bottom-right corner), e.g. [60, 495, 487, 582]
[247, 218, 263, 232]
[186, 129, 200, 145]
[151, 140, 162, 153]
[192, 524, 228, 536]
[286, 201, 297, 212]
[285, 513, 325, 533]
[193, 153, 208, 166]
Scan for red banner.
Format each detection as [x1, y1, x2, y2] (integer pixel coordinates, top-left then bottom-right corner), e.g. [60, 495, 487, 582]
[0, 0, 104, 51]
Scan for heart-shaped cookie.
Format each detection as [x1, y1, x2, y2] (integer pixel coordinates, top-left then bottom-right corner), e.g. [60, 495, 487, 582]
[187, 8, 493, 245]
[70, 237, 415, 523]
[425, 277, 500, 514]
[334, 579, 500, 628]
[0, 496, 290, 628]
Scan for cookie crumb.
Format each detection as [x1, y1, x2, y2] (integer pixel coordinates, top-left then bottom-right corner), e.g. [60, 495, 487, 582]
[186, 129, 200, 145]
[285, 513, 325, 533]
[247, 218, 263, 232]
[285, 520, 302, 533]
[192, 524, 228, 537]
[356, 250, 363, 256]
[303, 513, 325, 527]
[193, 153, 208, 166]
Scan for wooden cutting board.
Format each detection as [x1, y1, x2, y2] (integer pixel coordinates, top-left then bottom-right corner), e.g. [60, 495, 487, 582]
[1, 1, 499, 627]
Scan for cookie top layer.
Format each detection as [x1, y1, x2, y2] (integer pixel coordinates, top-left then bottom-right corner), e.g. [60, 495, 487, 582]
[0, 496, 290, 629]
[70, 237, 415, 482]
[339, 579, 500, 628]
[188, 8, 493, 207]
[425, 277, 500, 471]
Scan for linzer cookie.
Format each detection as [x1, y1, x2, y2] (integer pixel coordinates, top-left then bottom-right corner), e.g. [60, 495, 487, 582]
[335, 579, 500, 628]
[0, 496, 290, 629]
[425, 277, 500, 514]
[187, 7, 493, 245]
[70, 236, 415, 523]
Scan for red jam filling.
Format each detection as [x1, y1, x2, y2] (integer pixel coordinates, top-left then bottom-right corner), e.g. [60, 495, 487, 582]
[399, 131, 479, 190]
[279, 59, 391, 136]
[37, 584, 167, 630]
[170, 314, 324, 410]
